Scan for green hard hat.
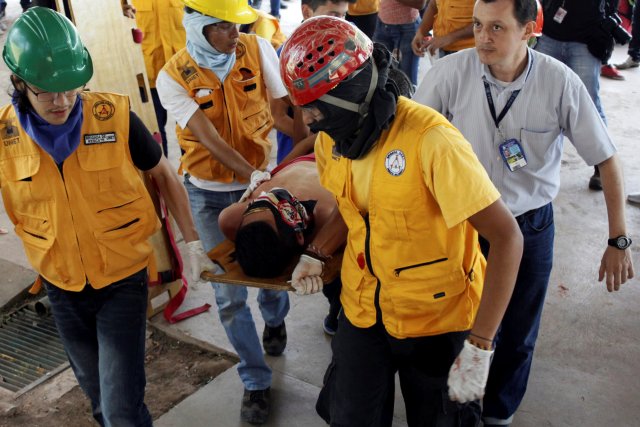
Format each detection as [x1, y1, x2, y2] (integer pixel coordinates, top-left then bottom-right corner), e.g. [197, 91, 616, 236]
[2, 6, 93, 92]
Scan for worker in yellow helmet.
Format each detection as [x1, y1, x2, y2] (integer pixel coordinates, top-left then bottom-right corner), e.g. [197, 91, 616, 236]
[156, 0, 292, 423]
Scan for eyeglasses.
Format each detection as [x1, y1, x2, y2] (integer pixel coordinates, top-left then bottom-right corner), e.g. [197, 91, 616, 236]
[212, 21, 239, 32]
[24, 84, 85, 103]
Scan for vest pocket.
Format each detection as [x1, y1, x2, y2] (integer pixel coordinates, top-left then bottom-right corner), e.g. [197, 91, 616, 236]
[384, 269, 470, 335]
[94, 217, 152, 277]
[15, 223, 60, 277]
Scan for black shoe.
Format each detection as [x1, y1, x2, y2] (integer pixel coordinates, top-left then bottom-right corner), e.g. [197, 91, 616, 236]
[323, 314, 338, 336]
[279, 3, 288, 9]
[589, 167, 602, 191]
[262, 322, 287, 356]
[0, 4, 6, 19]
[241, 388, 270, 425]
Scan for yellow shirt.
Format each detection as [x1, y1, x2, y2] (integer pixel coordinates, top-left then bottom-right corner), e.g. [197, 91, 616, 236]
[433, 0, 475, 51]
[316, 98, 500, 338]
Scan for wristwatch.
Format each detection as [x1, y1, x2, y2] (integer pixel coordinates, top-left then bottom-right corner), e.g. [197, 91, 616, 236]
[607, 235, 632, 250]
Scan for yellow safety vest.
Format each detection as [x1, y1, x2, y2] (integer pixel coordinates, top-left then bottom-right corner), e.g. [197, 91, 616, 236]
[0, 92, 161, 291]
[249, 10, 287, 50]
[316, 99, 492, 338]
[433, 0, 475, 52]
[348, 0, 380, 16]
[132, 0, 186, 87]
[162, 34, 273, 183]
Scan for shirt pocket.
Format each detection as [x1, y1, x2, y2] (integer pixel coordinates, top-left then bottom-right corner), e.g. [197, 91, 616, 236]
[518, 128, 557, 171]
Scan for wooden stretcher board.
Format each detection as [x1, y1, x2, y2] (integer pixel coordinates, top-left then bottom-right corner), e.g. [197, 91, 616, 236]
[202, 240, 343, 291]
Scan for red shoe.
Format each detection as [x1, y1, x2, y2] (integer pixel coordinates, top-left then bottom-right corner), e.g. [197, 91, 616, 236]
[600, 64, 625, 80]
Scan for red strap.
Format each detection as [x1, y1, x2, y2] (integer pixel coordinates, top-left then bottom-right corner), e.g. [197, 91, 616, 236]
[148, 175, 210, 322]
[163, 276, 212, 324]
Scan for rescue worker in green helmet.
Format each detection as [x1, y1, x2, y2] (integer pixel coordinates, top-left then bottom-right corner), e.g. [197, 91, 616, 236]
[0, 7, 214, 426]
[156, 0, 292, 423]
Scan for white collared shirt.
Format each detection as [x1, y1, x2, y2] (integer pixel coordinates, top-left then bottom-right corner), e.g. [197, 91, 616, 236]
[414, 47, 616, 216]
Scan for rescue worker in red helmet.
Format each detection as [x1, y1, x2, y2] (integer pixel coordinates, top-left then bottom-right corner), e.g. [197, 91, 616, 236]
[0, 7, 212, 426]
[280, 16, 524, 426]
[155, 0, 292, 423]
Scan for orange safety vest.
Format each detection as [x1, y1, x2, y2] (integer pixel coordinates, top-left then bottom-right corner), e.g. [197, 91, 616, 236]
[0, 92, 161, 291]
[131, 0, 186, 87]
[162, 33, 273, 183]
[316, 99, 489, 338]
[433, 0, 475, 52]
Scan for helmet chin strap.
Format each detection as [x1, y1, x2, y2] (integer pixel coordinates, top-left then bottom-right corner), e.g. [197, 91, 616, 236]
[318, 58, 378, 119]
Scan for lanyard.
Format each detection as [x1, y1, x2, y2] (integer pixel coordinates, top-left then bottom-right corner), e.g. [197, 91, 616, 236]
[483, 80, 521, 131]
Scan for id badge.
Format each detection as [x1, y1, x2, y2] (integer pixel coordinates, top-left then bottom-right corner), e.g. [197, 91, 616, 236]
[499, 139, 527, 172]
[553, 7, 567, 23]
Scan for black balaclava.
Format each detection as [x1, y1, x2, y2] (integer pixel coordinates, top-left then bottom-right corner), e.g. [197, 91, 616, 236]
[307, 43, 398, 160]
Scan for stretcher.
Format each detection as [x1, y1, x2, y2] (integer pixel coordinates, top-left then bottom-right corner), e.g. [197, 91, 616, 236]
[202, 239, 343, 291]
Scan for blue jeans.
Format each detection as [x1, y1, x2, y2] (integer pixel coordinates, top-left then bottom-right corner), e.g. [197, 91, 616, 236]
[44, 270, 152, 427]
[184, 178, 290, 390]
[373, 19, 420, 86]
[480, 203, 555, 424]
[629, 5, 640, 61]
[535, 35, 606, 125]
[269, 0, 280, 19]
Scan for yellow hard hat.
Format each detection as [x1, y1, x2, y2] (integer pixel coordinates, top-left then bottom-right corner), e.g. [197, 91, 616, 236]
[183, 0, 257, 24]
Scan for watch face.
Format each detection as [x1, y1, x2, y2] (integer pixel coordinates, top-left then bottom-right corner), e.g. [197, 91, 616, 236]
[617, 236, 631, 249]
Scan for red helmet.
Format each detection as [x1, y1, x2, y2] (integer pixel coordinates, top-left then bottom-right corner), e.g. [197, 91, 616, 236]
[280, 16, 373, 106]
[533, 0, 544, 37]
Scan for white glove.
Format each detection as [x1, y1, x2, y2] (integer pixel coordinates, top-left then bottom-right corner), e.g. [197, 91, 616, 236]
[291, 254, 324, 295]
[186, 240, 217, 283]
[447, 339, 494, 403]
[239, 170, 271, 202]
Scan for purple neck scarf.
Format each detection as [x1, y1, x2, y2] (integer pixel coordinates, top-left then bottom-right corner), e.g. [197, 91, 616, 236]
[12, 94, 84, 164]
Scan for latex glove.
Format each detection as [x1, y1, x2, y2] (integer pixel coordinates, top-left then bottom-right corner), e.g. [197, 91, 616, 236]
[291, 254, 324, 295]
[186, 240, 217, 283]
[239, 170, 271, 202]
[447, 340, 494, 403]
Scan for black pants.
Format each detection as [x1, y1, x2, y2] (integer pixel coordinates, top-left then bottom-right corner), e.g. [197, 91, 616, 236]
[316, 316, 481, 427]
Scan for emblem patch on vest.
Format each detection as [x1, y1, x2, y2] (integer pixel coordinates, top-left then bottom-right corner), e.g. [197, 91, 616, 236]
[385, 150, 406, 176]
[236, 42, 246, 59]
[0, 118, 19, 146]
[84, 132, 116, 145]
[92, 100, 115, 121]
[179, 63, 198, 84]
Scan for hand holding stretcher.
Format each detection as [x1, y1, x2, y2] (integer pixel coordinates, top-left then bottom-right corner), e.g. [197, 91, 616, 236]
[201, 239, 343, 291]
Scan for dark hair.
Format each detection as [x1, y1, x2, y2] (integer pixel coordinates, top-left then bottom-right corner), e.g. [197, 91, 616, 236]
[301, 0, 356, 10]
[480, 0, 537, 26]
[235, 221, 303, 278]
[8, 76, 31, 113]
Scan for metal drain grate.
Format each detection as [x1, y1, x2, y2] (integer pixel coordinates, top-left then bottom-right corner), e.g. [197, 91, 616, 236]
[0, 307, 69, 395]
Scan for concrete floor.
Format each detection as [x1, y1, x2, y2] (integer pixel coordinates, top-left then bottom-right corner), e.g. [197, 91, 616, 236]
[0, 1, 639, 426]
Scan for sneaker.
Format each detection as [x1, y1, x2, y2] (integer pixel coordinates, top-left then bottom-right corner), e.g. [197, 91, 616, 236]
[627, 193, 640, 205]
[241, 388, 270, 425]
[616, 56, 640, 70]
[262, 322, 287, 356]
[600, 64, 625, 80]
[279, 3, 288, 8]
[589, 167, 602, 191]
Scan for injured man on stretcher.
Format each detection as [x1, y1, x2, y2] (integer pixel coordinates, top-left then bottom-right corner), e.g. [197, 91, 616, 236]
[216, 154, 348, 335]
